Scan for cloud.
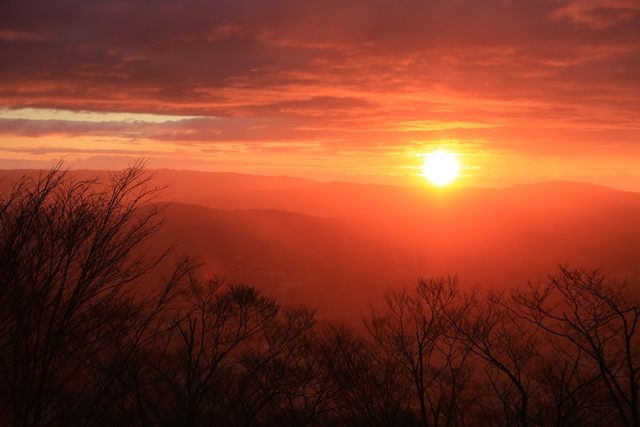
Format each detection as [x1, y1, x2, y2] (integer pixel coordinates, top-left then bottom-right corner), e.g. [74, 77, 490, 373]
[0, 0, 639, 186]
[0, 144, 162, 156]
[0, 108, 199, 123]
[552, 0, 640, 29]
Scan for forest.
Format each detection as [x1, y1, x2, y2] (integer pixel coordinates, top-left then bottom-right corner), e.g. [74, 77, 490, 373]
[1, 165, 638, 427]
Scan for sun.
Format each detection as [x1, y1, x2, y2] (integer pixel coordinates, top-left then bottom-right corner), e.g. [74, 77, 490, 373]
[421, 150, 461, 186]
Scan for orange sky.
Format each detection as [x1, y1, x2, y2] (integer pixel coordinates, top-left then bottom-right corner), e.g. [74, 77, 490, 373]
[1, 0, 639, 190]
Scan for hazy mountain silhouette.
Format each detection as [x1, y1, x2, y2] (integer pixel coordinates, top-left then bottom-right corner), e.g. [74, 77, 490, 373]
[2, 169, 639, 322]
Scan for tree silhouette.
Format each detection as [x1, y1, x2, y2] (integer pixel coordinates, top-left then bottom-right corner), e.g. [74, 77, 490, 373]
[1, 163, 638, 427]
[366, 277, 478, 427]
[513, 266, 640, 427]
[452, 290, 539, 427]
[0, 162, 190, 427]
[319, 325, 412, 426]
[115, 275, 319, 427]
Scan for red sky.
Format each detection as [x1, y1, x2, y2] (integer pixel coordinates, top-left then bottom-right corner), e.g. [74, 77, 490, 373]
[1, 0, 639, 189]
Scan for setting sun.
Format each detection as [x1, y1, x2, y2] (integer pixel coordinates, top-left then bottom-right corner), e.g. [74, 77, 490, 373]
[421, 150, 461, 186]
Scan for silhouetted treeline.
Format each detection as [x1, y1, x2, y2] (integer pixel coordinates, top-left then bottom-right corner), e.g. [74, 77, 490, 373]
[1, 164, 638, 427]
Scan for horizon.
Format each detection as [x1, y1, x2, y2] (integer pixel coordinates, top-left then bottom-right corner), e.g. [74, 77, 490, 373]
[1, 163, 639, 194]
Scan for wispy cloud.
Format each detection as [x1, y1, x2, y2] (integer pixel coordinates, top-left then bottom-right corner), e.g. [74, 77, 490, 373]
[0, 108, 200, 123]
[552, 0, 640, 29]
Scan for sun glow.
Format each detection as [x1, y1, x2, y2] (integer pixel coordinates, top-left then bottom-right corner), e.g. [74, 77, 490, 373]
[421, 150, 461, 186]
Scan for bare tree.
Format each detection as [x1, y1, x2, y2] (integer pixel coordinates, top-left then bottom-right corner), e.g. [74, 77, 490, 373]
[0, 162, 190, 427]
[129, 275, 319, 427]
[513, 266, 640, 427]
[366, 277, 476, 427]
[451, 290, 539, 427]
[532, 338, 607, 426]
[319, 325, 413, 426]
[231, 305, 317, 426]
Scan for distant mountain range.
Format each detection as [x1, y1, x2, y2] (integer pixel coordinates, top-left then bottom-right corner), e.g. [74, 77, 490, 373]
[2, 168, 639, 323]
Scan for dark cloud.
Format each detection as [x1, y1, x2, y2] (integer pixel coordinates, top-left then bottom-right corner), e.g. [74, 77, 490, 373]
[553, 0, 640, 29]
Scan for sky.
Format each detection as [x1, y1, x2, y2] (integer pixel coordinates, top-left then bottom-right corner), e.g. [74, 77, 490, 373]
[0, 0, 639, 189]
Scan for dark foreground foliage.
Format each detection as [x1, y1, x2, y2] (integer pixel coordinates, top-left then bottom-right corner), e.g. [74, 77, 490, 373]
[1, 165, 638, 427]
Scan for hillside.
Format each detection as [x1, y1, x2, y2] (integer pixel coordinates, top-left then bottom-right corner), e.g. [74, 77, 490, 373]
[2, 169, 639, 322]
